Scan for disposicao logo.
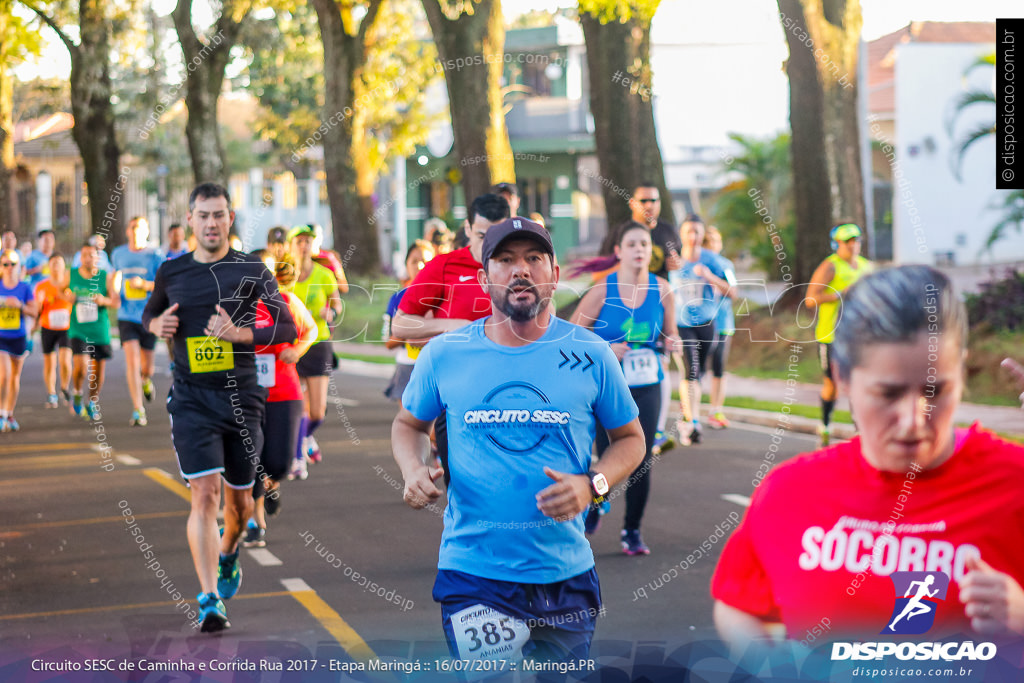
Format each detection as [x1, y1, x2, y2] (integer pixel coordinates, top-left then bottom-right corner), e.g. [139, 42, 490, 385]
[883, 571, 948, 635]
[831, 571, 997, 663]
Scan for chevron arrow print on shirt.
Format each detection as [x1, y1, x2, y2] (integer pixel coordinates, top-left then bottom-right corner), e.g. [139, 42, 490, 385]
[558, 349, 595, 372]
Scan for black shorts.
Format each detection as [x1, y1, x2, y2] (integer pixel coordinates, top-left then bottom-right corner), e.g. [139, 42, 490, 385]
[41, 328, 70, 354]
[678, 322, 716, 382]
[167, 380, 266, 489]
[0, 335, 26, 357]
[71, 337, 112, 361]
[819, 342, 834, 382]
[118, 320, 157, 350]
[709, 332, 732, 379]
[296, 340, 335, 378]
[258, 399, 303, 483]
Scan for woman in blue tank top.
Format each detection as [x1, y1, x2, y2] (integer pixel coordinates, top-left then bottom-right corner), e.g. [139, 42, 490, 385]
[571, 222, 682, 555]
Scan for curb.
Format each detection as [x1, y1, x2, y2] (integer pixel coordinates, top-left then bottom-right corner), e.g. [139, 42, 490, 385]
[714, 406, 857, 441]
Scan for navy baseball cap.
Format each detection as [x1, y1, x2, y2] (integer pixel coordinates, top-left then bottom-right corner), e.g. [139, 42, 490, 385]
[481, 217, 553, 266]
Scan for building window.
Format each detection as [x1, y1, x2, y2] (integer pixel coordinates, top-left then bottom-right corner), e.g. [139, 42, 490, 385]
[520, 58, 553, 97]
[55, 180, 71, 225]
[518, 178, 551, 221]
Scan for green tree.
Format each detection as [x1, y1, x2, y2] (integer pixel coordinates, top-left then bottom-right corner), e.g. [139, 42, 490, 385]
[711, 133, 795, 278]
[12, 76, 68, 122]
[242, 4, 323, 176]
[20, 0, 132, 243]
[311, 0, 439, 274]
[578, 0, 674, 234]
[421, 0, 515, 202]
[946, 52, 1024, 250]
[1, 2, 43, 231]
[776, 0, 864, 285]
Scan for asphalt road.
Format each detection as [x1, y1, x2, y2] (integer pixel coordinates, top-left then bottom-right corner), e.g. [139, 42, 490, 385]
[1, 348, 828, 681]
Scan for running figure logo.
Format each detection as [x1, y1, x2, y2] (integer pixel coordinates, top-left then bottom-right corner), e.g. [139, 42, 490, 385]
[882, 571, 949, 634]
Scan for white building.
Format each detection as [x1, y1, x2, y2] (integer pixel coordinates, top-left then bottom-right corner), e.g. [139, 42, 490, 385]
[869, 22, 1023, 265]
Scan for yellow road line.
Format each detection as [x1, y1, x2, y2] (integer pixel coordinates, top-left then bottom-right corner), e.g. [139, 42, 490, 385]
[284, 579, 378, 662]
[144, 467, 192, 502]
[0, 442, 94, 455]
[0, 591, 291, 622]
[6, 453, 109, 470]
[9, 510, 187, 532]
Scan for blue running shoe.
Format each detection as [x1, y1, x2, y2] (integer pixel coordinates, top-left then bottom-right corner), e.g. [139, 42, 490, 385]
[0, 417, 8, 433]
[217, 551, 242, 599]
[7, 417, 19, 432]
[652, 430, 675, 455]
[621, 529, 650, 556]
[197, 592, 229, 633]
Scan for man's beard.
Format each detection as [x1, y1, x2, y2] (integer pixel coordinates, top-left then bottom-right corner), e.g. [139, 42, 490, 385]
[492, 278, 544, 322]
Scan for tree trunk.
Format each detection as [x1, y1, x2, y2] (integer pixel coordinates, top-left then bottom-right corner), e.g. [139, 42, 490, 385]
[579, 8, 674, 236]
[24, 1, 125, 244]
[0, 60, 14, 233]
[777, 0, 864, 285]
[173, 0, 248, 188]
[70, 2, 124, 245]
[312, 0, 382, 275]
[811, 0, 865, 229]
[421, 0, 514, 202]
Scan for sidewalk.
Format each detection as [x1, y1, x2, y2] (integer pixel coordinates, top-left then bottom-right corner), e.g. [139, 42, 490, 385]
[333, 342, 1023, 438]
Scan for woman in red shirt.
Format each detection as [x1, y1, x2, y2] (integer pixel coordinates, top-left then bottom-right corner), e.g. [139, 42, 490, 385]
[242, 253, 317, 547]
[712, 265, 1024, 645]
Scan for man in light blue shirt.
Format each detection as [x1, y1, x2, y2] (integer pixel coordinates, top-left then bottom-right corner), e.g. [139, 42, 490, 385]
[23, 229, 55, 288]
[112, 216, 164, 426]
[393, 218, 644, 665]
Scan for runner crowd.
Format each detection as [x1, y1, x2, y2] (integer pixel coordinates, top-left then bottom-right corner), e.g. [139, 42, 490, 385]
[13, 180, 1024, 664]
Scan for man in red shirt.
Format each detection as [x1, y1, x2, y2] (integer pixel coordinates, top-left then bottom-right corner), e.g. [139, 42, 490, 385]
[391, 193, 510, 479]
[391, 193, 510, 341]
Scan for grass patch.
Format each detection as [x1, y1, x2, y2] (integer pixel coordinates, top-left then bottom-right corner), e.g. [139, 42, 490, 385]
[728, 303, 1024, 406]
[669, 390, 853, 424]
[334, 277, 403, 344]
[336, 351, 395, 365]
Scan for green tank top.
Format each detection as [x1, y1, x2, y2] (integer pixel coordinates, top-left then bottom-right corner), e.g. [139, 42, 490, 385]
[68, 268, 111, 344]
[815, 254, 872, 343]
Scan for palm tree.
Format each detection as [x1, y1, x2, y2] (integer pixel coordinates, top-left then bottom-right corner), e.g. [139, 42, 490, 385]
[946, 52, 1024, 250]
[710, 132, 795, 278]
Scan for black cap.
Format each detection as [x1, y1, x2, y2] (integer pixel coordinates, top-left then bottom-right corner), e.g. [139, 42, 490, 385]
[481, 217, 553, 266]
[492, 182, 519, 196]
[267, 226, 287, 244]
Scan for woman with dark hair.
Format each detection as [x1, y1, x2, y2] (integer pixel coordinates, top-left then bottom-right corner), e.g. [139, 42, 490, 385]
[571, 222, 681, 555]
[712, 265, 1024, 645]
[0, 250, 37, 430]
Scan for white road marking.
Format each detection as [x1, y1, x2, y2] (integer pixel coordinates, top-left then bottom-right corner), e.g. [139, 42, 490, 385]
[281, 578, 312, 592]
[721, 494, 751, 507]
[116, 455, 142, 465]
[326, 396, 360, 407]
[248, 549, 283, 566]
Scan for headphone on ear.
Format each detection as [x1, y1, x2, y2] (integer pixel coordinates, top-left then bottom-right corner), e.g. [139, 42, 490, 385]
[830, 224, 860, 252]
